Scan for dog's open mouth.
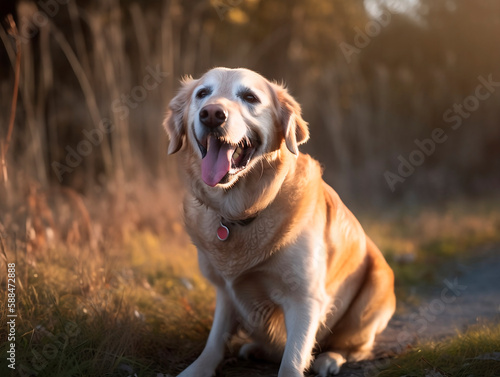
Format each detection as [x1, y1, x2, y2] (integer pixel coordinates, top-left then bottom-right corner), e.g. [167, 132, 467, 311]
[198, 135, 255, 187]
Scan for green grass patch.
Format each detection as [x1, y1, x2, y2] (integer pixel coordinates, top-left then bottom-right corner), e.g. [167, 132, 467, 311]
[379, 322, 500, 377]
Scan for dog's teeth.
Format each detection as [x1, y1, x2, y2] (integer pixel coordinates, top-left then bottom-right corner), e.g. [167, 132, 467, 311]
[233, 146, 243, 160]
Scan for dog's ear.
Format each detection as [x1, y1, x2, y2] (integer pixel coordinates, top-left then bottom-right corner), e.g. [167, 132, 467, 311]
[163, 77, 198, 154]
[270, 83, 310, 155]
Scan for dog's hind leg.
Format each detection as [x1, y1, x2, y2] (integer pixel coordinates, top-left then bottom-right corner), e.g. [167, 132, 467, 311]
[320, 245, 395, 369]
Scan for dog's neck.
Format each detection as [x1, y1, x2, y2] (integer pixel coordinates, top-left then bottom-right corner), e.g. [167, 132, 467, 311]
[221, 213, 258, 227]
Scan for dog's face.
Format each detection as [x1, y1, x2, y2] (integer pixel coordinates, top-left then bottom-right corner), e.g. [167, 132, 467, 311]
[164, 68, 309, 188]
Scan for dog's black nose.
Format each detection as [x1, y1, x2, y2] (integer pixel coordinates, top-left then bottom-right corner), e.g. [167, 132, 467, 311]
[199, 104, 227, 129]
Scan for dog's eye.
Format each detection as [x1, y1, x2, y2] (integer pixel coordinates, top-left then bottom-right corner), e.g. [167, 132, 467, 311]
[241, 91, 260, 104]
[196, 88, 210, 99]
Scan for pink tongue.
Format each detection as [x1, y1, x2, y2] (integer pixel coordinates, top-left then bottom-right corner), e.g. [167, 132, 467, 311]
[201, 137, 234, 187]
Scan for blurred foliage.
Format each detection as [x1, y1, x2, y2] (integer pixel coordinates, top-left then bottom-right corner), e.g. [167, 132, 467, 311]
[0, 0, 499, 208]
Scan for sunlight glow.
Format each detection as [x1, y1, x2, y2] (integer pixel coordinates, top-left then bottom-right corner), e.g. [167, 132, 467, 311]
[364, 0, 421, 18]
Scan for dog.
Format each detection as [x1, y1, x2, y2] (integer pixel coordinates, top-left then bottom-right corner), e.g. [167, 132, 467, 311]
[164, 67, 395, 377]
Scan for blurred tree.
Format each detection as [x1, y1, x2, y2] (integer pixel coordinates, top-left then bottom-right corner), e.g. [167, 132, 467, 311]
[0, 0, 498, 204]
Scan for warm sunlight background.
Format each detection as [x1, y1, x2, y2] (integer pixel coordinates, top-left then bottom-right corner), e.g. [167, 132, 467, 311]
[1, 1, 499, 376]
[1, 0, 499, 206]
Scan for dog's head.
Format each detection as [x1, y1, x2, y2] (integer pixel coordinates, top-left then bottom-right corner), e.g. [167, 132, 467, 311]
[164, 67, 309, 188]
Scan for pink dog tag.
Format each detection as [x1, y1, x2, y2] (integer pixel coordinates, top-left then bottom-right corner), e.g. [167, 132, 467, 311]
[217, 223, 229, 241]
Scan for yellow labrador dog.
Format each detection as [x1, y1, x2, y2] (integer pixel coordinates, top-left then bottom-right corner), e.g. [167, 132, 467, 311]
[164, 67, 395, 377]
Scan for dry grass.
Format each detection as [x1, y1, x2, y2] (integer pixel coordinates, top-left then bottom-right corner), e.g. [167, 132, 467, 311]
[1, 193, 500, 376]
[0, 178, 215, 376]
[0, 227, 213, 376]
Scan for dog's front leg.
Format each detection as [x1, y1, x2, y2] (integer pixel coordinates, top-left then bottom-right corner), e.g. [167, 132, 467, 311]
[278, 298, 321, 377]
[177, 288, 236, 377]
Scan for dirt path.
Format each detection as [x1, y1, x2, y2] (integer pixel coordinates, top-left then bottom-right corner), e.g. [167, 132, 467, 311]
[221, 247, 500, 377]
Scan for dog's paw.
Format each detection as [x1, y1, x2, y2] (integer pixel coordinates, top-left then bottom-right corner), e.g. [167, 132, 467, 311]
[312, 352, 346, 377]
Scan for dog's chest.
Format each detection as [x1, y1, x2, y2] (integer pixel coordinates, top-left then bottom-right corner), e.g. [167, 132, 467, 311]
[186, 214, 282, 278]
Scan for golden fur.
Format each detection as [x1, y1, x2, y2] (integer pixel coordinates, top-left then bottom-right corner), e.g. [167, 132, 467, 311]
[164, 68, 395, 377]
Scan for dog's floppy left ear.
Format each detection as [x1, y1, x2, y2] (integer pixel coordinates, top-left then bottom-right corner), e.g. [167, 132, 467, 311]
[163, 76, 198, 154]
[270, 83, 310, 155]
